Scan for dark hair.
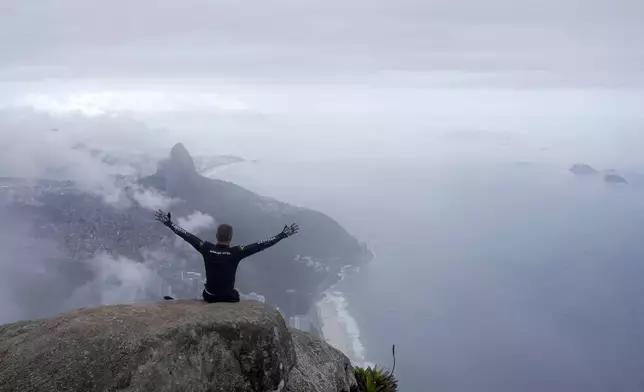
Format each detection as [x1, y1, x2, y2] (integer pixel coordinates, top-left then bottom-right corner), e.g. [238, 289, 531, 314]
[216, 224, 234, 243]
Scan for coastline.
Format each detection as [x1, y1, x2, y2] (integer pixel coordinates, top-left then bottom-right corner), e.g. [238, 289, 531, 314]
[313, 246, 376, 367]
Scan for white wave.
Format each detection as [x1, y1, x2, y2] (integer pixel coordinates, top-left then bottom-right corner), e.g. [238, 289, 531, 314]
[294, 254, 329, 273]
[318, 291, 368, 366]
[316, 250, 376, 368]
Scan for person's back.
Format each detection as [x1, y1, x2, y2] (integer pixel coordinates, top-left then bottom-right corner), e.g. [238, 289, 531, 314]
[155, 210, 299, 303]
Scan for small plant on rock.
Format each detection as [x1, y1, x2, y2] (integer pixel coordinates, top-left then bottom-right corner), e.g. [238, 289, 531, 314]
[353, 345, 398, 392]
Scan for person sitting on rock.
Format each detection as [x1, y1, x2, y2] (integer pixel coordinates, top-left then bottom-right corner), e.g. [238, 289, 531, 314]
[155, 209, 299, 303]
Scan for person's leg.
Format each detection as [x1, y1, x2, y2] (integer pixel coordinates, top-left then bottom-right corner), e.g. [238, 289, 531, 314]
[202, 289, 217, 303]
[229, 289, 240, 303]
[202, 289, 240, 303]
[215, 289, 241, 303]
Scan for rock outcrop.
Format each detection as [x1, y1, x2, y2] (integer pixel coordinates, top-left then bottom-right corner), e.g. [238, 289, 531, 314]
[285, 329, 357, 392]
[0, 300, 356, 392]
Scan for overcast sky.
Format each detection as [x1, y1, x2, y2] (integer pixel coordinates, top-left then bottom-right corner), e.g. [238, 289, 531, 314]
[0, 0, 643, 165]
[1, 0, 643, 88]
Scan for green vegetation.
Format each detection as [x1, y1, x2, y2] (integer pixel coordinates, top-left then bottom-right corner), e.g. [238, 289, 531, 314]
[353, 344, 399, 392]
[354, 366, 398, 392]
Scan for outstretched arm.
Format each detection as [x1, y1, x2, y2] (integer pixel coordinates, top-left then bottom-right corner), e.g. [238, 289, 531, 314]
[155, 210, 205, 252]
[238, 223, 299, 258]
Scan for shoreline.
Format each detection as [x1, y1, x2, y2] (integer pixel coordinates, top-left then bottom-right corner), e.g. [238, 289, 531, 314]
[313, 245, 376, 367]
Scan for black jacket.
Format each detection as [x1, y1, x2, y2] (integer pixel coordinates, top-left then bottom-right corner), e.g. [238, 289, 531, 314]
[168, 222, 287, 296]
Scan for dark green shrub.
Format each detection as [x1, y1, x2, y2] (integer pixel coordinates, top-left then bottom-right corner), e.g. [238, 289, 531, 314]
[353, 345, 398, 392]
[354, 366, 398, 392]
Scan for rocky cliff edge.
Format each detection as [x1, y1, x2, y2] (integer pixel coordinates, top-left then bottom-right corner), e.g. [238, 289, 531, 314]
[0, 300, 356, 392]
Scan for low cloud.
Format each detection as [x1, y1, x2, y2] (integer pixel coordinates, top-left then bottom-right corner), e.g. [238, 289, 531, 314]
[66, 252, 161, 309]
[130, 185, 180, 211]
[0, 108, 160, 178]
[0, 214, 68, 324]
[0, 108, 186, 210]
[171, 211, 217, 249]
[177, 211, 216, 233]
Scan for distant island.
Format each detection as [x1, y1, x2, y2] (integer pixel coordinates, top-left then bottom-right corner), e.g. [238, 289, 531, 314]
[569, 163, 599, 176]
[570, 163, 629, 185]
[604, 173, 629, 184]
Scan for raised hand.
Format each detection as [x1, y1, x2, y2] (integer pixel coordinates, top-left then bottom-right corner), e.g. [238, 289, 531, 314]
[282, 223, 299, 237]
[154, 209, 172, 226]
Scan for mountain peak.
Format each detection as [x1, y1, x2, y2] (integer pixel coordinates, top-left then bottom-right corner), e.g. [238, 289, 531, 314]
[169, 143, 197, 174]
[150, 143, 200, 191]
[154, 142, 198, 185]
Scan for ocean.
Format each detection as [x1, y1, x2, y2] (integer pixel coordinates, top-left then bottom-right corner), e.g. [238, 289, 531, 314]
[208, 158, 644, 392]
